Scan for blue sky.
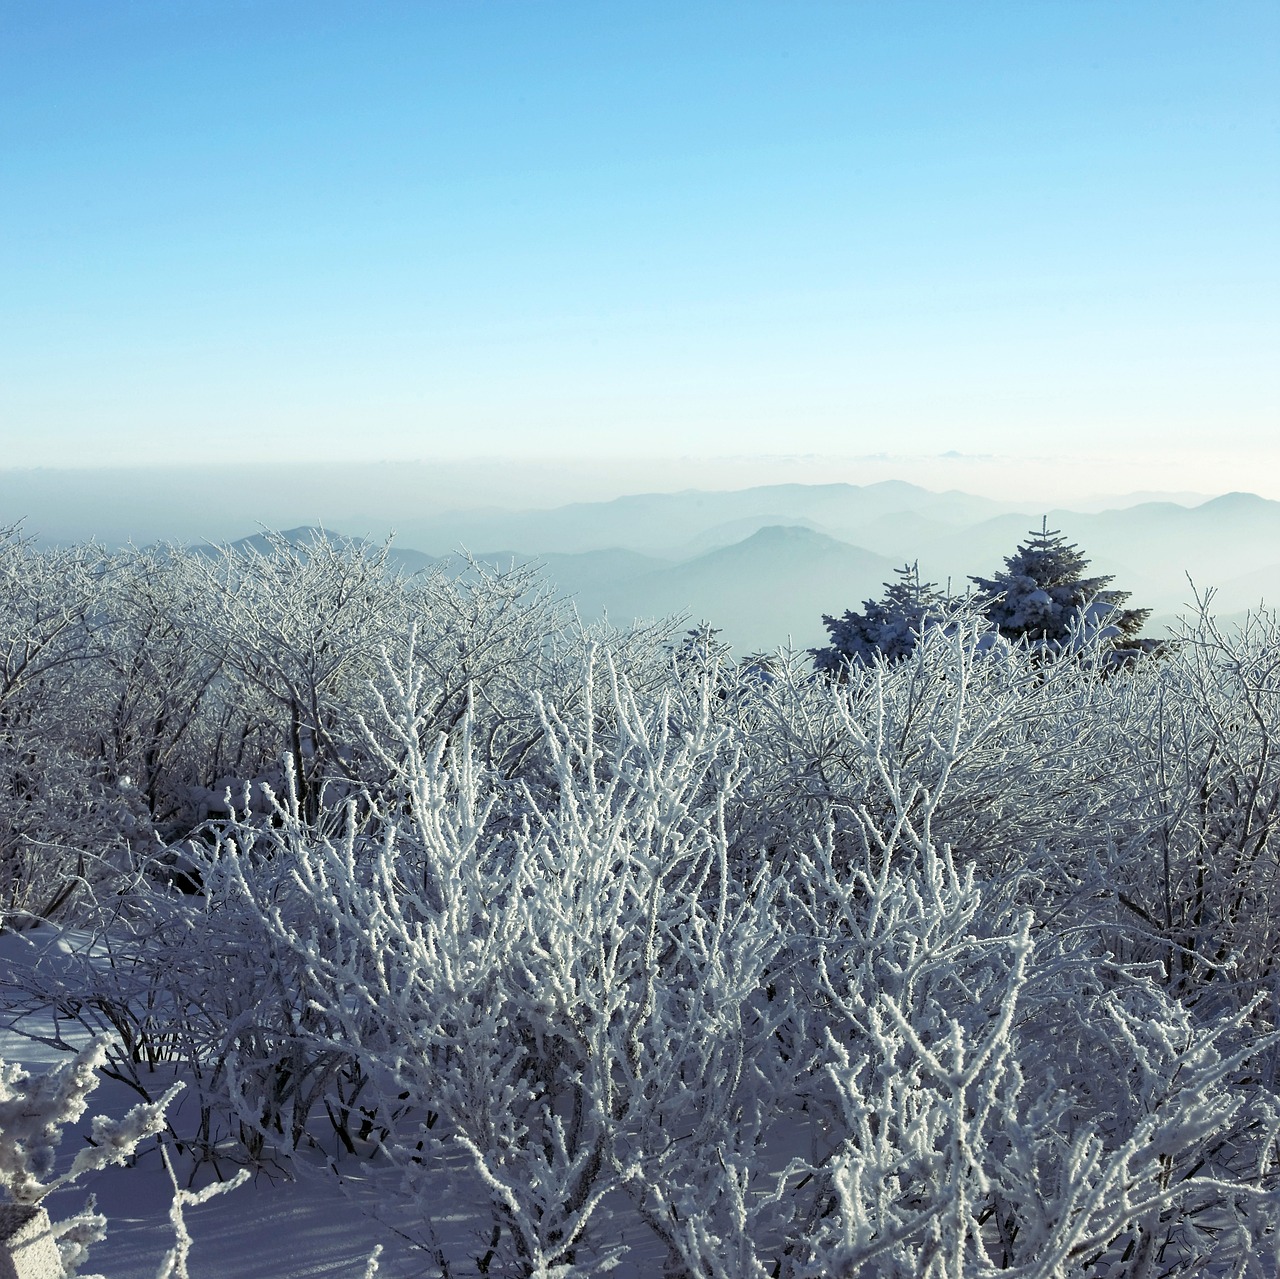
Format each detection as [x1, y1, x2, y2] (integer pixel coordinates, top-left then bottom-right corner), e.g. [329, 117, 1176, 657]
[2, 1, 1276, 497]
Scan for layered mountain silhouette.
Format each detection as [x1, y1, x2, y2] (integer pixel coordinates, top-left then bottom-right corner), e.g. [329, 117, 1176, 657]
[573, 527, 899, 654]
[390, 480, 1023, 557]
[9, 473, 1277, 655]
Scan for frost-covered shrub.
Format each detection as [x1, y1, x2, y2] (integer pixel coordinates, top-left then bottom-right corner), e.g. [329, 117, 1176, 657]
[3, 821, 369, 1171]
[0, 730, 126, 931]
[736, 611, 1127, 887]
[1099, 604, 1280, 1026]
[0, 1037, 181, 1277]
[378, 554, 678, 791]
[154, 643, 1280, 1275]
[195, 651, 781, 1275]
[775, 769, 1280, 1278]
[5, 529, 1280, 1275]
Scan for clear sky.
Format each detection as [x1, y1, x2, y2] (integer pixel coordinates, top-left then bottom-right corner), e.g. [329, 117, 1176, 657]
[2, 1, 1277, 500]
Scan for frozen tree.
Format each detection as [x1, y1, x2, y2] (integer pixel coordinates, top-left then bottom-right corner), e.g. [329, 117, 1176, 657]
[0, 526, 102, 715]
[0, 528, 121, 928]
[84, 546, 230, 838]
[969, 520, 1152, 654]
[812, 562, 949, 677]
[184, 530, 407, 820]
[391, 554, 588, 781]
[669, 620, 732, 678]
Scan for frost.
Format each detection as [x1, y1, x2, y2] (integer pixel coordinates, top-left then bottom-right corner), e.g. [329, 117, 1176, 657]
[1, 529, 1278, 1275]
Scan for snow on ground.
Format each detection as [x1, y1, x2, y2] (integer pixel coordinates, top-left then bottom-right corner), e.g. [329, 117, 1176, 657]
[15, 1086, 671, 1278]
[75, 1125, 673, 1277]
[0, 927, 419, 1277]
[1, 927, 674, 1278]
[77, 1154, 427, 1279]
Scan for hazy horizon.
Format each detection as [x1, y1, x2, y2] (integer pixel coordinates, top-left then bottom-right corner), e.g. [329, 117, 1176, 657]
[0, 454, 1264, 552]
[5, 458, 1277, 659]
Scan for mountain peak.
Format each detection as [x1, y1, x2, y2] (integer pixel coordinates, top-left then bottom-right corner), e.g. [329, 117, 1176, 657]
[736, 524, 844, 550]
[1194, 492, 1275, 517]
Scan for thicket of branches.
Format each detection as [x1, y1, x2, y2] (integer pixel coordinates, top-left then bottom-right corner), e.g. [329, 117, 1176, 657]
[1, 525, 1278, 1277]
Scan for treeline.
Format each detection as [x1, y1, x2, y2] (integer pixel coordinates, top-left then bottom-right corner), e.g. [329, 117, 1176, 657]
[2, 524, 1279, 1276]
[0, 525, 673, 921]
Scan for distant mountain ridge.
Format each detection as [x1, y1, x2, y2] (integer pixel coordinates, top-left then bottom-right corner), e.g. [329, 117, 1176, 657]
[185, 483, 1280, 655]
[580, 526, 900, 653]
[389, 480, 1026, 557]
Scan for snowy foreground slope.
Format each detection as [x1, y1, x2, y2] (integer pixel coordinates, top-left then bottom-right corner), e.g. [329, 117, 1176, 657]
[0, 946, 677, 1279]
[2, 532, 1279, 1277]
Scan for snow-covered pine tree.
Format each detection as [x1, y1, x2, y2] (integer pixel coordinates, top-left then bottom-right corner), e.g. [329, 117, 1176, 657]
[811, 561, 947, 677]
[970, 519, 1152, 654]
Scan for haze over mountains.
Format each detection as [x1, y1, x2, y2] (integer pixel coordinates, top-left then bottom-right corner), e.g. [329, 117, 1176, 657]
[423, 489, 1279, 653]
[75, 473, 1275, 656]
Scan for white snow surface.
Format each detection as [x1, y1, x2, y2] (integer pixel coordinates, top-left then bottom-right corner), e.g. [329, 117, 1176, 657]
[0, 930, 680, 1279]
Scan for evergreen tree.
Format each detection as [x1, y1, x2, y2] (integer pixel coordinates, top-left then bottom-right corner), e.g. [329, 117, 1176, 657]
[811, 562, 947, 677]
[969, 519, 1152, 652]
